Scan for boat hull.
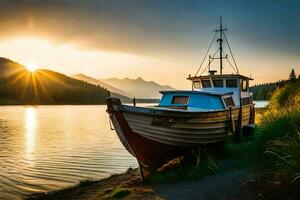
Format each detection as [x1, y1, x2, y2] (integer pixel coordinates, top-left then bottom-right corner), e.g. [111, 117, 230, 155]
[107, 97, 254, 172]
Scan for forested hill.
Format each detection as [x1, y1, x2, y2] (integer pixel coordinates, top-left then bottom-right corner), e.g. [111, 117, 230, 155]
[0, 57, 109, 105]
[250, 79, 298, 100]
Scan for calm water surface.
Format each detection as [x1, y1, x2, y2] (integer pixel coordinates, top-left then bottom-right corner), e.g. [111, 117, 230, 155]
[0, 101, 267, 199]
[254, 100, 269, 108]
[0, 106, 138, 200]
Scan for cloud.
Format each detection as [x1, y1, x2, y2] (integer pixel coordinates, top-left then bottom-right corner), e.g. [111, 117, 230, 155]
[0, 0, 299, 88]
[0, 0, 208, 57]
[0, 0, 299, 58]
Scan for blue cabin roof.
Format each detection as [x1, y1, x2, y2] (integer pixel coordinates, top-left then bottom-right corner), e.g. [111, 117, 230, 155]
[159, 91, 226, 111]
[160, 90, 233, 96]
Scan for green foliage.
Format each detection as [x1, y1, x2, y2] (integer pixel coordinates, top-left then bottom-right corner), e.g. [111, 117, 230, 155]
[0, 57, 109, 104]
[77, 179, 95, 187]
[257, 110, 300, 148]
[264, 135, 300, 184]
[250, 79, 300, 197]
[110, 188, 132, 199]
[149, 155, 222, 183]
[218, 136, 257, 160]
[219, 79, 300, 185]
[269, 78, 300, 109]
[249, 78, 298, 100]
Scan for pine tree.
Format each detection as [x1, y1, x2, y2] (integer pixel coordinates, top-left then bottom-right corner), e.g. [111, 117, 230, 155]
[289, 69, 296, 80]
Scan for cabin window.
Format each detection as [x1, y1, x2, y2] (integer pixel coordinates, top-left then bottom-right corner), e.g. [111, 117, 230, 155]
[242, 97, 252, 105]
[212, 79, 223, 87]
[226, 79, 237, 88]
[193, 81, 201, 89]
[201, 80, 211, 88]
[223, 96, 235, 107]
[172, 96, 189, 105]
[241, 80, 248, 91]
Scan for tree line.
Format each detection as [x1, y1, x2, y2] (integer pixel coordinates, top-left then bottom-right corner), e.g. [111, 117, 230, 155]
[0, 58, 110, 105]
[250, 78, 299, 100]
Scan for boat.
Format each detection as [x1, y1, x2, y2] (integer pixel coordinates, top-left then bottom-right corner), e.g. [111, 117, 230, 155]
[106, 17, 255, 179]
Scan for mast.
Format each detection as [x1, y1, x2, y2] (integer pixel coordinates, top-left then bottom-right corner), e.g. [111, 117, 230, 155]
[194, 16, 239, 78]
[214, 16, 227, 75]
[219, 17, 223, 74]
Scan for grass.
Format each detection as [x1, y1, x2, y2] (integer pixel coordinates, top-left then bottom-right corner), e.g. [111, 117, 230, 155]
[103, 187, 132, 199]
[259, 80, 300, 176]
[110, 188, 132, 198]
[269, 78, 300, 110]
[77, 179, 96, 187]
[195, 79, 300, 199]
[221, 79, 300, 198]
[264, 135, 300, 182]
[149, 154, 222, 183]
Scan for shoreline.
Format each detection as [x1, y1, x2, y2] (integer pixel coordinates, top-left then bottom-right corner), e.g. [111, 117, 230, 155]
[0, 100, 268, 106]
[23, 156, 297, 200]
[25, 168, 158, 200]
[24, 165, 262, 200]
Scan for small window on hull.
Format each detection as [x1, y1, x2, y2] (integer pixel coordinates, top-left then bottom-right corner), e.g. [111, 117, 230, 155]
[223, 96, 235, 107]
[201, 80, 211, 88]
[226, 79, 237, 88]
[172, 96, 189, 105]
[213, 79, 223, 87]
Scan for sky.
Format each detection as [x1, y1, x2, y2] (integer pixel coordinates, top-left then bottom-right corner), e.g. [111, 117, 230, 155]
[0, 0, 299, 88]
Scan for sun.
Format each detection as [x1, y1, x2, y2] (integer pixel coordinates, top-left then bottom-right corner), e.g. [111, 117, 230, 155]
[25, 62, 37, 72]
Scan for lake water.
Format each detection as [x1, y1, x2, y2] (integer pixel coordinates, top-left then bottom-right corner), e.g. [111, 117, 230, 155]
[0, 101, 268, 199]
[0, 106, 138, 200]
[254, 100, 269, 108]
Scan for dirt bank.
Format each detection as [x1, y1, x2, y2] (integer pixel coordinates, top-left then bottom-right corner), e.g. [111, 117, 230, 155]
[25, 168, 159, 200]
[25, 166, 264, 200]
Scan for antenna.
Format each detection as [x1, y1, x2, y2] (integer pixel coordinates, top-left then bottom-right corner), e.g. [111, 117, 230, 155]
[214, 16, 227, 75]
[194, 16, 239, 77]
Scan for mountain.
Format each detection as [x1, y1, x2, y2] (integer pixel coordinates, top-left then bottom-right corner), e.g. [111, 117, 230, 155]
[0, 57, 109, 105]
[72, 74, 133, 102]
[99, 77, 174, 98]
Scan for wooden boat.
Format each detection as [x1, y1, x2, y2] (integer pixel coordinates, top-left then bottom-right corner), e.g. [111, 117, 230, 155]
[106, 17, 255, 178]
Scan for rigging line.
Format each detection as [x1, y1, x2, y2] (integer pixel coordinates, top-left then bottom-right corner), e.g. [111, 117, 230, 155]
[195, 31, 217, 76]
[199, 64, 210, 76]
[200, 48, 219, 76]
[221, 49, 237, 73]
[223, 31, 239, 74]
[226, 57, 238, 73]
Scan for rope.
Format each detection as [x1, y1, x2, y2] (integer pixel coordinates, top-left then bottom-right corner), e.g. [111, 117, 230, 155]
[221, 49, 238, 73]
[226, 57, 238, 73]
[199, 48, 219, 76]
[195, 32, 217, 76]
[223, 31, 239, 74]
[109, 117, 114, 130]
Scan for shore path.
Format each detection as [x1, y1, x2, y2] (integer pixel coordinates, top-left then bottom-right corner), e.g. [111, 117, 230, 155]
[27, 164, 261, 200]
[154, 168, 259, 200]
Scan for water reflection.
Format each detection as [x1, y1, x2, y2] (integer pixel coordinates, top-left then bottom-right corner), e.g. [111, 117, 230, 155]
[25, 107, 37, 161]
[0, 105, 137, 199]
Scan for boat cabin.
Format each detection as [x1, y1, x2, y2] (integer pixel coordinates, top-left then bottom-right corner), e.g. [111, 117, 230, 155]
[158, 17, 254, 112]
[158, 73, 253, 111]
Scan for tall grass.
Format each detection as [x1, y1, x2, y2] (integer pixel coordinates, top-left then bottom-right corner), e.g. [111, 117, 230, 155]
[256, 79, 300, 194]
[257, 109, 300, 152]
[264, 134, 300, 183]
[219, 79, 300, 186]
[149, 155, 222, 183]
[268, 79, 300, 110]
